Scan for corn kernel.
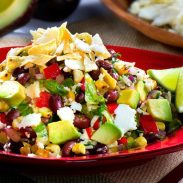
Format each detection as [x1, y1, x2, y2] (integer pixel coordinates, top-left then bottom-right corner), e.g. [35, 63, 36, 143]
[0, 70, 11, 81]
[0, 100, 9, 112]
[72, 143, 86, 155]
[156, 122, 166, 131]
[38, 107, 52, 118]
[20, 146, 31, 155]
[135, 136, 147, 147]
[36, 148, 49, 158]
[12, 116, 23, 129]
[95, 80, 109, 91]
[114, 62, 128, 75]
[46, 144, 61, 156]
[67, 91, 75, 101]
[31, 144, 38, 154]
[0, 131, 8, 144]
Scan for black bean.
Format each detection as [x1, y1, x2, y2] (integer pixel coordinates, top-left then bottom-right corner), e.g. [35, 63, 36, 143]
[73, 115, 90, 129]
[62, 141, 76, 157]
[96, 60, 113, 70]
[49, 94, 63, 113]
[9, 140, 23, 154]
[89, 69, 100, 80]
[12, 67, 28, 78]
[104, 90, 119, 103]
[75, 93, 85, 103]
[108, 70, 119, 80]
[6, 109, 20, 125]
[89, 143, 108, 155]
[19, 127, 37, 139]
[17, 73, 30, 85]
[46, 58, 57, 66]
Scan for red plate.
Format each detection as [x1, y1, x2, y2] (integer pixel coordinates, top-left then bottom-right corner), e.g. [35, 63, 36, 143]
[0, 46, 183, 173]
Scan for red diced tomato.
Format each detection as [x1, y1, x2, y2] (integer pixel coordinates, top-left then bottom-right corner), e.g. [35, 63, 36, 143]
[118, 137, 128, 145]
[81, 78, 85, 91]
[93, 119, 100, 130]
[140, 115, 159, 134]
[43, 63, 61, 79]
[86, 127, 93, 139]
[107, 103, 118, 114]
[35, 91, 51, 108]
[0, 113, 7, 124]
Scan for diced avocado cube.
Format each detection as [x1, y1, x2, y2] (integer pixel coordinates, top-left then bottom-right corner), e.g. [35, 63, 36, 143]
[48, 121, 80, 144]
[135, 81, 147, 101]
[91, 122, 122, 145]
[147, 99, 172, 122]
[117, 89, 140, 109]
[0, 81, 26, 107]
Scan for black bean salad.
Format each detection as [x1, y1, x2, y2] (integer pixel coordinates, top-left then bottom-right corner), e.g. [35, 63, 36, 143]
[0, 23, 182, 158]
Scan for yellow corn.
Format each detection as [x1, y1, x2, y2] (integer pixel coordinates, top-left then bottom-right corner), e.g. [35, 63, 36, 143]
[38, 107, 52, 118]
[100, 68, 117, 89]
[0, 131, 8, 144]
[135, 136, 147, 147]
[156, 122, 166, 131]
[0, 70, 11, 81]
[12, 116, 23, 129]
[67, 91, 75, 101]
[95, 80, 109, 91]
[0, 100, 9, 112]
[46, 144, 61, 156]
[72, 143, 86, 155]
[36, 148, 49, 158]
[114, 62, 128, 75]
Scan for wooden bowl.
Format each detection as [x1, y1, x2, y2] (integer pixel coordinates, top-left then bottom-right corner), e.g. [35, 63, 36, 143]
[102, 0, 183, 47]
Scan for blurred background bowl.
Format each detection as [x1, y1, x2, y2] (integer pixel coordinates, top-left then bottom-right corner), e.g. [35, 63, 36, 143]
[102, 0, 183, 48]
[34, 0, 80, 21]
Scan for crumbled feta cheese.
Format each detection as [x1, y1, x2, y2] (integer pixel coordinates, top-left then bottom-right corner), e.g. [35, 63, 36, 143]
[114, 104, 137, 135]
[28, 153, 36, 157]
[17, 113, 41, 129]
[70, 101, 82, 112]
[57, 107, 75, 123]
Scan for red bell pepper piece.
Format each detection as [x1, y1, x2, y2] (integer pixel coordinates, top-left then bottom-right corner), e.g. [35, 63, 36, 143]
[35, 91, 51, 108]
[140, 115, 159, 134]
[0, 113, 7, 124]
[107, 103, 118, 114]
[43, 63, 61, 79]
[118, 137, 128, 145]
[86, 127, 93, 139]
[81, 78, 85, 91]
[93, 119, 100, 130]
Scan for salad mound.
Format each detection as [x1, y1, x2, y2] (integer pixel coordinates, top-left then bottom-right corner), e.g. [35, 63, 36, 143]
[0, 22, 182, 158]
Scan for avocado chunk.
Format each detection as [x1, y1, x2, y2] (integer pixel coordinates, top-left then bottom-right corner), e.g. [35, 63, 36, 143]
[147, 99, 172, 122]
[0, 0, 37, 35]
[175, 72, 183, 113]
[135, 81, 147, 101]
[117, 89, 140, 109]
[48, 120, 80, 144]
[91, 122, 122, 145]
[34, 123, 48, 145]
[147, 67, 183, 92]
[0, 81, 26, 107]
